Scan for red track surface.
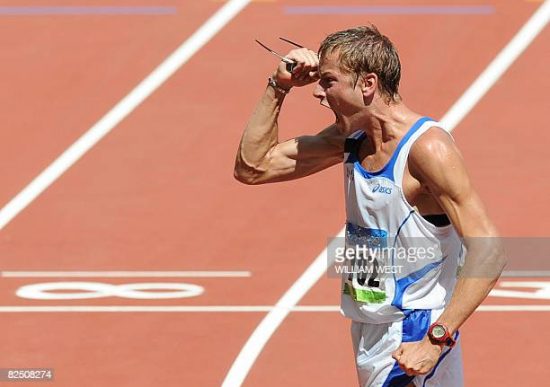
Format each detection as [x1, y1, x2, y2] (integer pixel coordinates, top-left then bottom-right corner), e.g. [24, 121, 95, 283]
[0, 1, 547, 386]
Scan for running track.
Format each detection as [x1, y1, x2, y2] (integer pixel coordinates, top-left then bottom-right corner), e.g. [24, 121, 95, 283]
[0, 0, 548, 386]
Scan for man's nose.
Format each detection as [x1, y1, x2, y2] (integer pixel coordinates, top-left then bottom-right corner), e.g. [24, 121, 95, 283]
[312, 83, 325, 100]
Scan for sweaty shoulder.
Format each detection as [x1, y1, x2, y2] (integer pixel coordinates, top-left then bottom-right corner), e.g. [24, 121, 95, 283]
[409, 126, 457, 163]
[408, 126, 469, 196]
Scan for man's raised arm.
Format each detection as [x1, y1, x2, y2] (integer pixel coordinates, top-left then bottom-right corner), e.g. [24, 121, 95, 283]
[234, 48, 345, 185]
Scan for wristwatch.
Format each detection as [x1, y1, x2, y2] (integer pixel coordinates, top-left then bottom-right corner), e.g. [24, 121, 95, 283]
[427, 322, 456, 347]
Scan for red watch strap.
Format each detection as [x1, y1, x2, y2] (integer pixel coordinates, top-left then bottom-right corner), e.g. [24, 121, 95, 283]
[428, 322, 456, 348]
[445, 333, 456, 348]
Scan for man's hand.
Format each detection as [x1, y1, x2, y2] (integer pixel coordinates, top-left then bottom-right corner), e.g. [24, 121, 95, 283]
[392, 337, 443, 376]
[273, 48, 319, 89]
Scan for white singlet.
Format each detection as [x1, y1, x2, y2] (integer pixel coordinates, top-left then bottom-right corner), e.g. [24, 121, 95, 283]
[339, 117, 465, 387]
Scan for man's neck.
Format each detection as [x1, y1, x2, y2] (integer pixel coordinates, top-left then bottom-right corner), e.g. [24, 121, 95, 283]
[360, 102, 422, 151]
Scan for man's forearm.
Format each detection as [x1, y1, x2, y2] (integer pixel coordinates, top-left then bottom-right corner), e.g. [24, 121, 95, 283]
[235, 85, 287, 176]
[436, 277, 498, 335]
[435, 239, 506, 334]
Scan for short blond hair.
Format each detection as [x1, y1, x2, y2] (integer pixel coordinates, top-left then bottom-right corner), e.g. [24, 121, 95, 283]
[319, 25, 401, 102]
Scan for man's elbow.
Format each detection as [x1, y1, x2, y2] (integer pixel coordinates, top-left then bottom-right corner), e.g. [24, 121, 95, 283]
[461, 236, 507, 279]
[492, 241, 507, 274]
[485, 236, 507, 273]
[233, 159, 267, 185]
[233, 167, 261, 185]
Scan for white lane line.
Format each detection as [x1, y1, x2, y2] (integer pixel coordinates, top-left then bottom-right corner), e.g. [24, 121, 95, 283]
[0, 270, 540, 278]
[502, 271, 550, 277]
[440, 0, 550, 130]
[0, 0, 251, 230]
[476, 305, 550, 312]
[0, 306, 273, 313]
[222, 230, 344, 387]
[222, 2, 550, 386]
[0, 271, 251, 278]
[0, 305, 547, 313]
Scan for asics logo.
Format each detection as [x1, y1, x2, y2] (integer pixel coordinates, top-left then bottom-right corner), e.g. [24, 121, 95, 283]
[372, 184, 392, 194]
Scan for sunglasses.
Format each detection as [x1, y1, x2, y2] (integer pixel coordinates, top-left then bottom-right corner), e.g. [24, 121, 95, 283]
[254, 37, 306, 73]
[255, 37, 329, 109]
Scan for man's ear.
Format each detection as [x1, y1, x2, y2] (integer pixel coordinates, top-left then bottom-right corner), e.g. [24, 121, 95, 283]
[361, 73, 378, 98]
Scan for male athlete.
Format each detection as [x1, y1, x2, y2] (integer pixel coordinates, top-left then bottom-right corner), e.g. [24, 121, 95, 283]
[234, 25, 505, 386]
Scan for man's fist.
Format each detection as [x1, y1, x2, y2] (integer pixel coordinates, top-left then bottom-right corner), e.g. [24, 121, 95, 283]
[392, 337, 444, 376]
[272, 48, 320, 89]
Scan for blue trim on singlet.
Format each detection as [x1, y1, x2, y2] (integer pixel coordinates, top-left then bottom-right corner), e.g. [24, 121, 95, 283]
[394, 211, 415, 245]
[392, 260, 444, 310]
[381, 309, 432, 387]
[422, 331, 460, 387]
[344, 131, 366, 163]
[350, 116, 433, 182]
[389, 209, 445, 310]
[390, 210, 414, 281]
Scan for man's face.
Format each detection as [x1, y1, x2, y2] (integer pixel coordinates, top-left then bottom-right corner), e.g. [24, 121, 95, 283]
[314, 51, 366, 134]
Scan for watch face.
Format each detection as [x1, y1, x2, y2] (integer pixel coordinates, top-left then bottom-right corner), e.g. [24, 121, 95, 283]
[432, 325, 446, 339]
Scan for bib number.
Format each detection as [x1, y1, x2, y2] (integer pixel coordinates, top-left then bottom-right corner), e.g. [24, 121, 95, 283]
[343, 223, 388, 303]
